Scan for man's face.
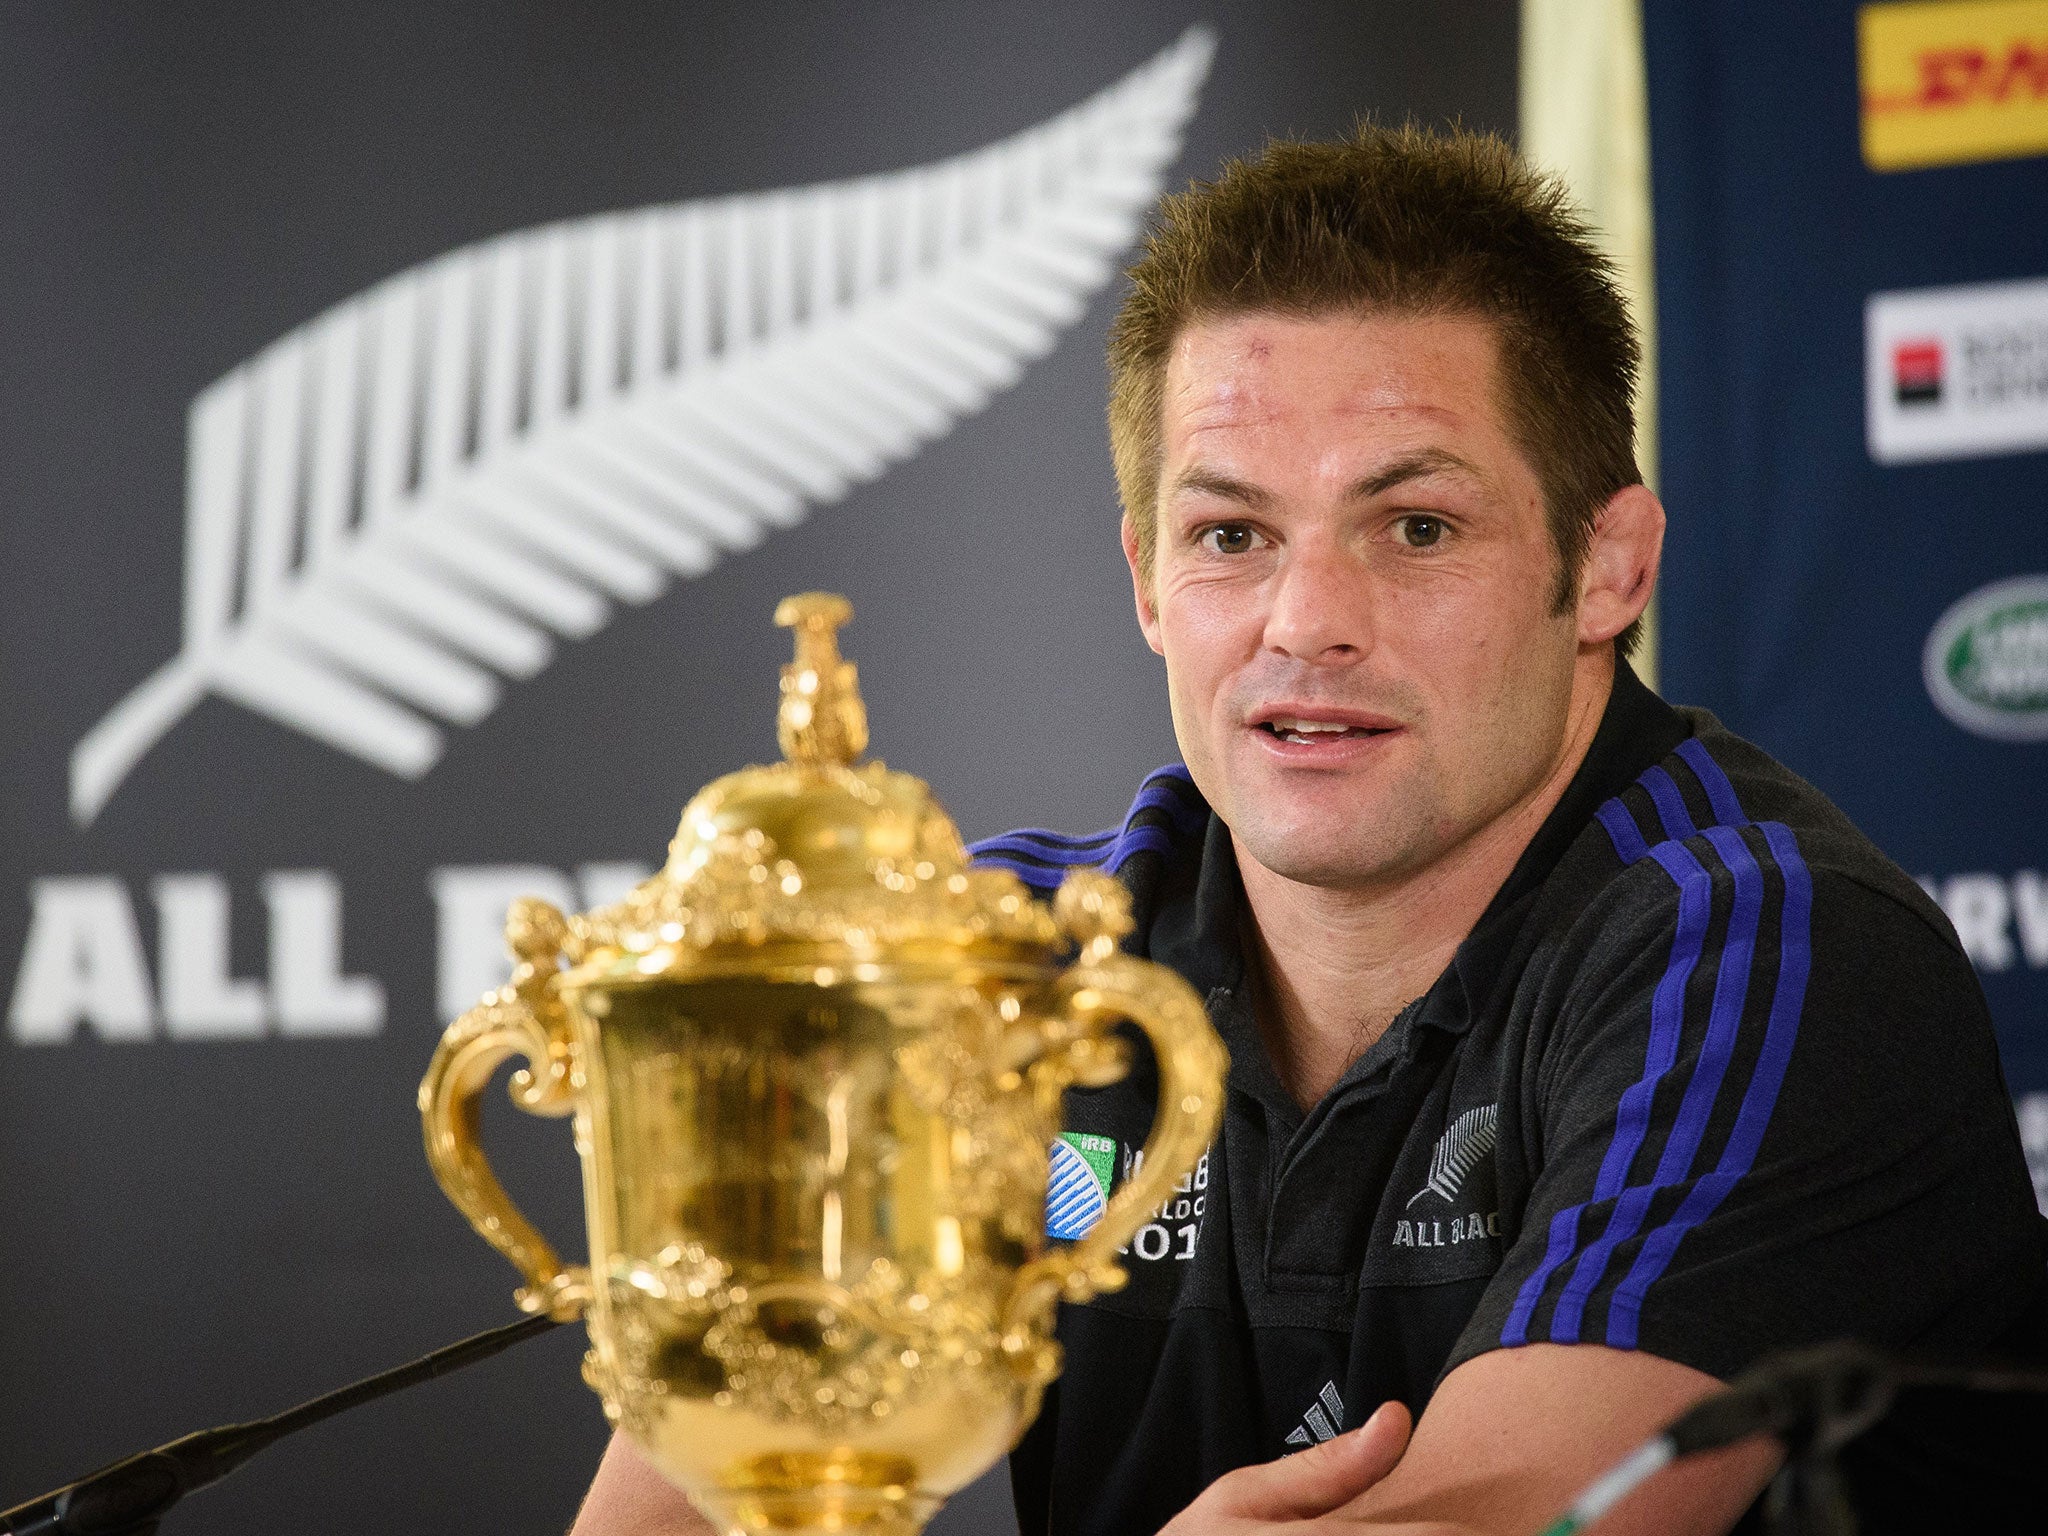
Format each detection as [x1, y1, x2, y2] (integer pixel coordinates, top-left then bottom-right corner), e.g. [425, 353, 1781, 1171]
[1134, 309, 1585, 892]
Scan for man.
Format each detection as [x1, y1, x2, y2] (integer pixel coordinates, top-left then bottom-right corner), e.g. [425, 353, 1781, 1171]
[574, 126, 2046, 1535]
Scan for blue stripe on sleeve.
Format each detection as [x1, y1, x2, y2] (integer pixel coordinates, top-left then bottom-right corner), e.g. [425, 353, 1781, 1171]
[1640, 765, 1699, 841]
[1676, 738, 1748, 829]
[1503, 836, 1715, 1344]
[982, 827, 1121, 853]
[967, 765, 1202, 891]
[1549, 825, 1766, 1341]
[1591, 841, 1717, 1204]
[1605, 819, 1813, 1347]
[1596, 798, 1651, 865]
[1505, 736, 1795, 1349]
[1104, 823, 1180, 872]
[1502, 1205, 1591, 1346]
[970, 831, 1120, 864]
[1122, 768, 1205, 831]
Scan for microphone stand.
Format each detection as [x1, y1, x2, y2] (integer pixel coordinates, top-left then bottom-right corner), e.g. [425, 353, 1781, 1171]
[0, 1311, 561, 1535]
[1539, 1340, 2048, 1536]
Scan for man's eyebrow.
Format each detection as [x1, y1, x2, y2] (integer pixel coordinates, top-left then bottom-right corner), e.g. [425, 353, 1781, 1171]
[1350, 448, 1491, 500]
[1166, 469, 1272, 510]
[1168, 450, 1491, 510]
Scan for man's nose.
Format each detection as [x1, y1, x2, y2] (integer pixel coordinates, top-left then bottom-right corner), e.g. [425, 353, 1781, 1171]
[1262, 543, 1375, 663]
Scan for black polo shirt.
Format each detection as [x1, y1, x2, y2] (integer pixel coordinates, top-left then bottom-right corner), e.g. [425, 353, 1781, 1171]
[969, 664, 2048, 1535]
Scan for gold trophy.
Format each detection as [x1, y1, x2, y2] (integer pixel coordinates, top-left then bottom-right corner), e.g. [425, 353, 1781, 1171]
[420, 593, 1227, 1536]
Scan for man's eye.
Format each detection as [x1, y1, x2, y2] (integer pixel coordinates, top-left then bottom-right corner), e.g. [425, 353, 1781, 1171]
[1202, 524, 1257, 555]
[1394, 515, 1446, 548]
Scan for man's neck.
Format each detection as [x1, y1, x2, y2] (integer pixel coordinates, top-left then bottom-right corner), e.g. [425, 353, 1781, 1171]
[1237, 650, 1617, 1112]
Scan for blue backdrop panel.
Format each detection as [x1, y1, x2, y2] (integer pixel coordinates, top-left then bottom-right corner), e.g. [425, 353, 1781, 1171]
[1645, 1, 2048, 1098]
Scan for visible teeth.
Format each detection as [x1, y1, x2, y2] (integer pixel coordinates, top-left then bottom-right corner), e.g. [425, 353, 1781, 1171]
[1271, 719, 1351, 733]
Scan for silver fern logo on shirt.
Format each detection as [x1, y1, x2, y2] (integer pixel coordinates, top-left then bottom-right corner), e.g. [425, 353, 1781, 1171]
[1407, 1102, 1499, 1207]
[67, 29, 1214, 825]
[1394, 1102, 1501, 1250]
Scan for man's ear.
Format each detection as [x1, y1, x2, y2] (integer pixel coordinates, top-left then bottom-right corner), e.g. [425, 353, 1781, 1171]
[1576, 484, 1664, 647]
[1122, 514, 1166, 656]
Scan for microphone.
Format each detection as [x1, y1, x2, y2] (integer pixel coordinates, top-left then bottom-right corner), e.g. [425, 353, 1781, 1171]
[1538, 1340, 2048, 1536]
[0, 1311, 560, 1535]
[1663, 1340, 1896, 1460]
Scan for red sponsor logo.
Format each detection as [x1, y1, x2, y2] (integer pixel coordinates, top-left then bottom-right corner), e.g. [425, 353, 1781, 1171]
[1867, 39, 2048, 112]
[1893, 338, 1945, 405]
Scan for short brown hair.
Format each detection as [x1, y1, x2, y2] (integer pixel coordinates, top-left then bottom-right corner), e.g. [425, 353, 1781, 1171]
[1107, 123, 1645, 656]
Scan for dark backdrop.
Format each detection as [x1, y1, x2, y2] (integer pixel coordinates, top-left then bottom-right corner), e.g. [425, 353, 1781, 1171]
[0, 5, 1518, 1531]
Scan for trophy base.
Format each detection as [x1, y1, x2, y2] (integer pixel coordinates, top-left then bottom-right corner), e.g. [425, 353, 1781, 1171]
[690, 1451, 945, 1536]
[696, 1485, 941, 1536]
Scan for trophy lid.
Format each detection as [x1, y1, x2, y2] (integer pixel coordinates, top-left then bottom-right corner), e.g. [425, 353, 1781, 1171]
[562, 593, 1067, 984]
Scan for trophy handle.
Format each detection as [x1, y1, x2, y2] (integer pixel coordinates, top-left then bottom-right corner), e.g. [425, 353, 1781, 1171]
[418, 897, 591, 1321]
[1001, 871, 1227, 1374]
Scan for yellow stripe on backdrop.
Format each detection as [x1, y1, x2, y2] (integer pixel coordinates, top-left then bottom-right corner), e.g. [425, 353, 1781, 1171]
[1520, 0, 1660, 689]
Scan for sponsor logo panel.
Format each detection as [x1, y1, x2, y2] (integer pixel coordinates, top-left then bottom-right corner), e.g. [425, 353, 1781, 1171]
[1917, 865, 2048, 970]
[1860, 0, 2048, 171]
[1923, 576, 2048, 739]
[2018, 1093, 2048, 1211]
[1867, 277, 2048, 463]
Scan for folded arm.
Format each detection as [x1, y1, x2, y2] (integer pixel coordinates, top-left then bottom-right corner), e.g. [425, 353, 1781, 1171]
[1165, 1342, 1778, 1536]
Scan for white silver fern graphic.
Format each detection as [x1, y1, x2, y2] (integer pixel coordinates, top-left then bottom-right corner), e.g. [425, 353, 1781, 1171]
[69, 28, 1215, 825]
[1407, 1102, 1500, 1207]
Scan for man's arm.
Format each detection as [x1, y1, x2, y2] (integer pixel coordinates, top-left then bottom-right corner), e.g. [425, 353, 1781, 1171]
[1166, 1343, 1778, 1535]
[568, 1345, 1770, 1536]
[569, 1431, 717, 1536]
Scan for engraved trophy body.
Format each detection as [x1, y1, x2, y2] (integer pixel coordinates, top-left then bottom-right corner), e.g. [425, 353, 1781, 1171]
[420, 595, 1227, 1535]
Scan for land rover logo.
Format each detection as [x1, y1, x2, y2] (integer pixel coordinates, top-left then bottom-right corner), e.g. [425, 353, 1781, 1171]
[1924, 576, 2048, 741]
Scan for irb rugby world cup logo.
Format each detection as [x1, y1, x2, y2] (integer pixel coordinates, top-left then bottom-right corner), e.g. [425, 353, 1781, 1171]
[68, 30, 1214, 826]
[1924, 575, 2048, 741]
[1046, 1132, 1115, 1240]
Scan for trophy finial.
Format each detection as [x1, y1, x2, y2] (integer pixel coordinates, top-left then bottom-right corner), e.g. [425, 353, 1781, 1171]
[774, 592, 868, 766]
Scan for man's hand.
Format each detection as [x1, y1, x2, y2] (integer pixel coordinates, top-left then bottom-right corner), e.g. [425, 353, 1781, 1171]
[1160, 1403, 1415, 1534]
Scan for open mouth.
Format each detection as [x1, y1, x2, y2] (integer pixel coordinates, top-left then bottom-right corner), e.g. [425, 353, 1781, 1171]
[1257, 718, 1397, 746]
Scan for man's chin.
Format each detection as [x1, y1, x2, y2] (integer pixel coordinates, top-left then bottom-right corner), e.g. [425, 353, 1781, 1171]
[1229, 821, 1422, 892]
[1214, 762, 1412, 872]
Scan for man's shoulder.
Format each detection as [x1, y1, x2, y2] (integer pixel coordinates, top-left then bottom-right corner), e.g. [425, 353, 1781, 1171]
[1462, 710, 2038, 1396]
[1497, 707, 1988, 1076]
[1560, 708, 1962, 966]
[965, 763, 1211, 903]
